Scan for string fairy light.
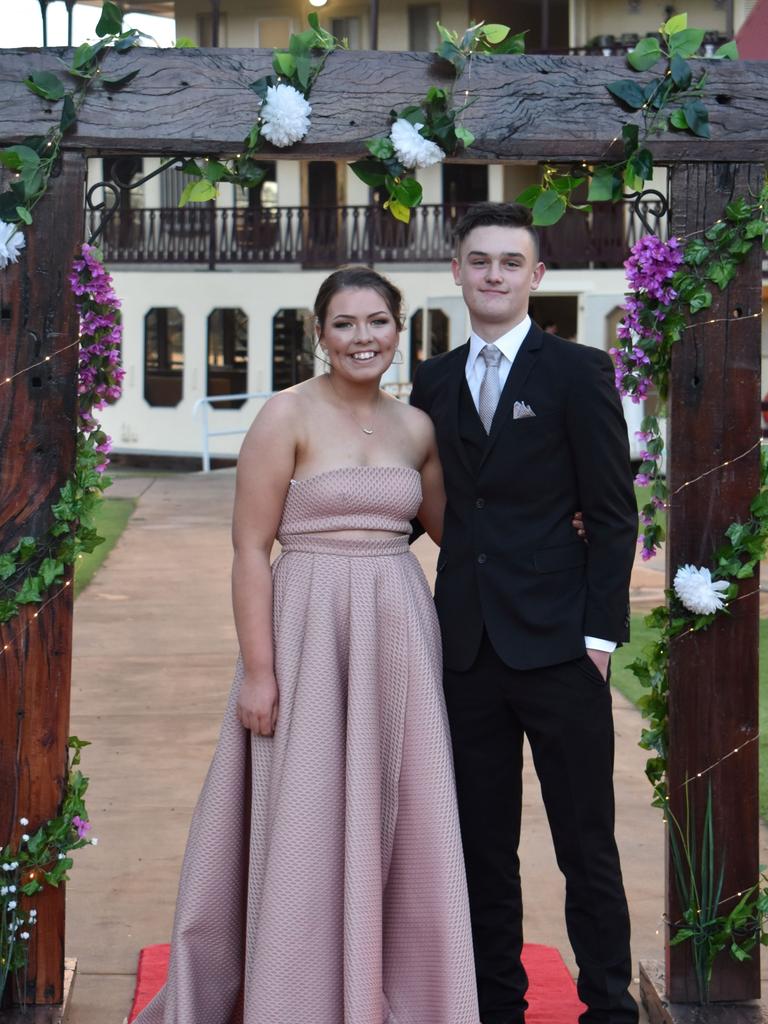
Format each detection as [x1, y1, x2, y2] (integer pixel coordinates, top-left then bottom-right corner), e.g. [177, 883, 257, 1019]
[668, 438, 764, 498]
[0, 338, 82, 388]
[679, 733, 759, 789]
[0, 580, 73, 659]
[683, 310, 761, 330]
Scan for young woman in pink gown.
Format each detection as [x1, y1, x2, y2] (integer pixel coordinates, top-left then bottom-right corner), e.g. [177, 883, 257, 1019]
[133, 267, 481, 1024]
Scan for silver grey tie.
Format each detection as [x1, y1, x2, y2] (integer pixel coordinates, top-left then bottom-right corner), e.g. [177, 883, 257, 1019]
[478, 344, 503, 434]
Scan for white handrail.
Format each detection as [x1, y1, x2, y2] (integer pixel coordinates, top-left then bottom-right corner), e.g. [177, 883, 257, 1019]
[192, 382, 414, 473]
[192, 392, 275, 472]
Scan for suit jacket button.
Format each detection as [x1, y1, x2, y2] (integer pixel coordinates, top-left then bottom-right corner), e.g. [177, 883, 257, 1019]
[475, 497, 485, 509]
[477, 553, 487, 565]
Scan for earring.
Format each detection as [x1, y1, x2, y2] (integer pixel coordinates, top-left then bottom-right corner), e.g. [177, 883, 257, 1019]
[392, 348, 404, 366]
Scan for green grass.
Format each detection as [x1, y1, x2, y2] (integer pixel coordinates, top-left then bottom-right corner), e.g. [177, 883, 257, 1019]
[635, 484, 667, 536]
[612, 613, 768, 817]
[74, 497, 136, 597]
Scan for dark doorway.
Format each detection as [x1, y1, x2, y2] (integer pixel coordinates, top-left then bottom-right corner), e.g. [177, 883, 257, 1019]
[307, 161, 339, 266]
[468, 0, 569, 51]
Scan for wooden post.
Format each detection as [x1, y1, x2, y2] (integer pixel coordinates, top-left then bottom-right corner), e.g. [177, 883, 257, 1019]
[0, 151, 85, 1006]
[665, 161, 764, 1002]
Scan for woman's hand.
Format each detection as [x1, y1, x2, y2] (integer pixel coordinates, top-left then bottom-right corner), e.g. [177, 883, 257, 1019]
[237, 671, 279, 736]
[572, 511, 587, 541]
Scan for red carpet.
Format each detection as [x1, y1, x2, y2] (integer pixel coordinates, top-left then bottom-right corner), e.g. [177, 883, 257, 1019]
[129, 941, 586, 1022]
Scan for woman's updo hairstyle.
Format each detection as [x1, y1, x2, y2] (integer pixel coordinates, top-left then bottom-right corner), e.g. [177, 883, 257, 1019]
[313, 267, 405, 334]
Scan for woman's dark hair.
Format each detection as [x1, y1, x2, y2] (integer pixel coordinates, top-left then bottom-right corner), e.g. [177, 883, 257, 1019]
[313, 266, 404, 331]
[453, 202, 539, 261]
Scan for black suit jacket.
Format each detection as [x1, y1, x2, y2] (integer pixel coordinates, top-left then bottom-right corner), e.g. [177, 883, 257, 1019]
[410, 322, 638, 672]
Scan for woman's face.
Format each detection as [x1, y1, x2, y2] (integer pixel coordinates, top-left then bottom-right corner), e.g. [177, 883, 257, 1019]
[319, 287, 400, 381]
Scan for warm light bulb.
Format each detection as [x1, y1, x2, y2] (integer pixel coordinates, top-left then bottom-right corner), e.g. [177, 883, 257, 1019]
[309, 0, 328, 6]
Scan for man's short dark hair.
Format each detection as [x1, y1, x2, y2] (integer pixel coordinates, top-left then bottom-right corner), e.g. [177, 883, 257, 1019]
[453, 202, 539, 261]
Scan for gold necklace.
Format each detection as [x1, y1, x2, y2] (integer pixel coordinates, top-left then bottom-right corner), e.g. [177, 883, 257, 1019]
[326, 373, 381, 436]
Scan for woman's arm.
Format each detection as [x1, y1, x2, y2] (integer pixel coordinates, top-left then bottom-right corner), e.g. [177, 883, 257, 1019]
[417, 424, 446, 547]
[231, 395, 299, 735]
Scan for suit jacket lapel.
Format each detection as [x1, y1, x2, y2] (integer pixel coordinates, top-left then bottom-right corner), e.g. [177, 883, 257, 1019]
[480, 323, 545, 469]
[439, 342, 474, 478]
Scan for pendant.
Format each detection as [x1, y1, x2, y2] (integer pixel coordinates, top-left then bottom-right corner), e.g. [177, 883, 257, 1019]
[362, 427, 374, 435]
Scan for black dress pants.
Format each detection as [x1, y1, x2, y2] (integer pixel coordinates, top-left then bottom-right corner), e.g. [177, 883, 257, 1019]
[443, 632, 638, 1024]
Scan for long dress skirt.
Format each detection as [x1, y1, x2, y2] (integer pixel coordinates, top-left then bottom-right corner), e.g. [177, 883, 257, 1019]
[133, 532, 479, 1024]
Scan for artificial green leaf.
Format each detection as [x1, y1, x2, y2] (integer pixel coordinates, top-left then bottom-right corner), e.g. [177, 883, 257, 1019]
[670, 53, 692, 89]
[744, 219, 766, 239]
[202, 160, 229, 183]
[60, 94, 77, 132]
[669, 108, 688, 130]
[606, 79, 647, 109]
[531, 189, 566, 226]
[482, 24, 510, 44]
[294, 56, 313, 91]
[0, 144, 40, 173]
[685, 239, 710, 266]
[96, 0, 123, 38]
[622, 122, 639, 154]
[178, 178, 218, 207]
[514, 185, 542, 207]
[392, 176, 422, 207]
[16, 205, 32, 225]
[664, 13, 688, 36]
[248, 77, 271, 101]
[707, 258, 736, 289]
[454, 124, 475, 148]
[385, 198, 411, 223]
[683, 99, 709, 138]
[349, 160, 387, 187]
[367, 136, 395, 160]
[436, 40, 466, 73]
[436, 22, 457, 44]
[114, 29, 144, 52]
[628, 147, 653, 182]
[101, 68, 141, 90]
[714, 40, 738, 60]
[725, 196, 752, 221]
[669, 28, 705, 59]
[24, 71, 65, 102]
[174, 37, 195, 48]
[490, 30, 527, 55]
[0, 554, 16, 580]
[627, 37, 663, 72]
[273, 51, 296, 78]
[688, 285, 713, 313]
[17, 575, 43, 604]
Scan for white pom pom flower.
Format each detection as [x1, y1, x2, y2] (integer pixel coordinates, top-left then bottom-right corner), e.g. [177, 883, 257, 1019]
[260, 84, 312, 148]
[673, 564, 729, 615]
[0, 220, 25, 270]
[390, 119, 445, 169]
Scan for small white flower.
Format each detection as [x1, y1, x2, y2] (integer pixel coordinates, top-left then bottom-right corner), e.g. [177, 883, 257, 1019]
[0, 220, 25, 270]
[57, 853, 66, 860]
[673, 564, 729, 615]
[260, 84, 311, 148]
[90, 837, 99, 846]
[10, 862, 18, 870]
[19, 818, 28, 827]
[20, 931, 29, 940]
[21, 834, 29, 843]
[1, 863, 9, 872]
[390, 118, 445, 169]
[1, 887, 7, 896]
[29, 909, 37, 920]
[8, 900, 17, 910]
[8, 886, 16, 893]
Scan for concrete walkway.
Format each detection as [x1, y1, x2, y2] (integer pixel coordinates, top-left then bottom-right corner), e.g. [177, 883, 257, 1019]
[62, 471, 763, 1022]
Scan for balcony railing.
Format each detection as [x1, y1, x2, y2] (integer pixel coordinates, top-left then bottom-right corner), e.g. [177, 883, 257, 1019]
[89, 198, 666, 271]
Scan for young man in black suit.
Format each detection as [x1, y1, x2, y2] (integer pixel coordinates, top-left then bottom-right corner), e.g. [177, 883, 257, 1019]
[410, 203, 639, 1024]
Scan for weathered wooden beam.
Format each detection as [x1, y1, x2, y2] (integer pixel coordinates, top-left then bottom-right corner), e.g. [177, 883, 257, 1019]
[0, 48, 766, 160]
[0, 151, 85, 1006]
[665, 161, 764, 1003]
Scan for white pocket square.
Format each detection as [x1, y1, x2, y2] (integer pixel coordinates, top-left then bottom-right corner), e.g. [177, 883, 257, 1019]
[513, 401, 536, 419]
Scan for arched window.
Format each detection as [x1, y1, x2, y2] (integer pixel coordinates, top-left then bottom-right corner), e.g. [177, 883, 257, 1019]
[409, 308, 448, 380]
[273, 308, 314, 391]
[207, 308, 248, 409]
[144, 307, 183, 407]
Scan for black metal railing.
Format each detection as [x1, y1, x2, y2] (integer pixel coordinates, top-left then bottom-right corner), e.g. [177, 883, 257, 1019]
[88, 198, 667, 270]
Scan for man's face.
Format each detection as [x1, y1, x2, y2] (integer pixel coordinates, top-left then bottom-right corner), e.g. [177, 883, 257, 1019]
[451, 225, 545, 333]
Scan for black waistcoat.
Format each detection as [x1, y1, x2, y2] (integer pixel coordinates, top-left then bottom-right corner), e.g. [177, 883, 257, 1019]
[457, 377, 488, 476]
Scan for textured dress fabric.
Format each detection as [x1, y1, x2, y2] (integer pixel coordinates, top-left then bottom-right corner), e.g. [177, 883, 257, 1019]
[133, 465, 480, 1024]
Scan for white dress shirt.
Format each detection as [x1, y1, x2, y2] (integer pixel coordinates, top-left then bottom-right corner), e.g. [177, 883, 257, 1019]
[464, 318, 616, 656]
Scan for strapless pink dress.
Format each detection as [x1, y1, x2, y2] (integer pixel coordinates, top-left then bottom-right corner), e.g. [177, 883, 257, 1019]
[133, 465, 479, 1024]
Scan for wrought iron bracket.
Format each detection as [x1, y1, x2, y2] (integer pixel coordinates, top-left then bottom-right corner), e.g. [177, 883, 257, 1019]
[86, 155, 189, 245]
[624, 188, 669, 237]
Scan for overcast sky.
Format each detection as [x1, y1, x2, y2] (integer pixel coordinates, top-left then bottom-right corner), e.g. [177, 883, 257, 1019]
[3, 0, 177, 48]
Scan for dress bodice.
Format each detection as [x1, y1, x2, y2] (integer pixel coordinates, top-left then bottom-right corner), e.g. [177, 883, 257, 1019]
[277, 465, 422, 542]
